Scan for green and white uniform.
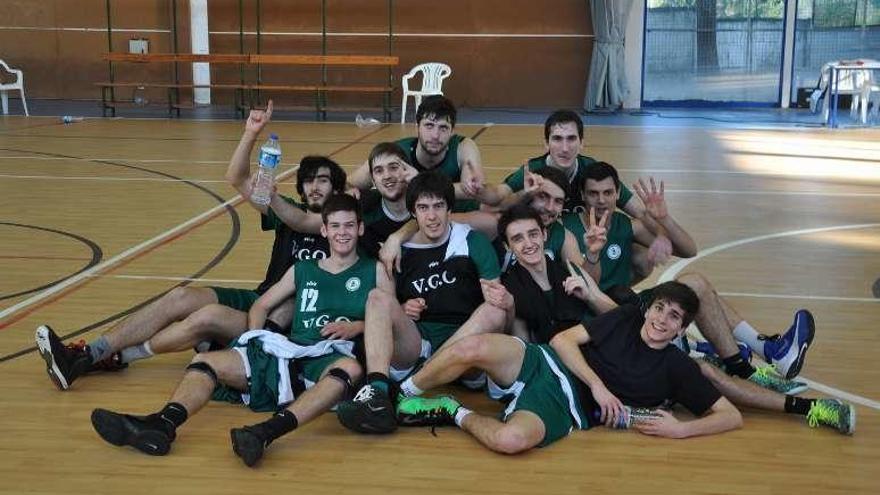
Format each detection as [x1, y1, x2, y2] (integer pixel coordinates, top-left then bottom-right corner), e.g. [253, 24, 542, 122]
[396, 135, 479, 212]
[210, 196, 330, 311]
[561, 211, 634, 291]
[395, 222, 500, 353]
[493, 220, 567, 272]
[503, 154, 633, 214]
[213, 257, 376, 412]
[489, 338, 590, 447]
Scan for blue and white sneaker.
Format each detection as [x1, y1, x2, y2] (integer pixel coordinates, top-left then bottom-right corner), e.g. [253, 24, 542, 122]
[762, 310, 815, 380]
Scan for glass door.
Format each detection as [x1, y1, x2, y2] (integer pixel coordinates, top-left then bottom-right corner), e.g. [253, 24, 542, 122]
[642, 0, 788, 106]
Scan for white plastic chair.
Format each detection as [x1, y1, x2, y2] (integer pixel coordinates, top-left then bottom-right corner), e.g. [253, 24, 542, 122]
[859, 79, 880, 124]
[0, 59, 29, 116]
[400, 63, 451, 124]
[820, 61, 869, 123]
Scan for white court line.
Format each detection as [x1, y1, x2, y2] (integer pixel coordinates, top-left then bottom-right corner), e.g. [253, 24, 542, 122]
[4, 173, 879, 199]
[719, 292, 879, 303]
[0, 175, 229, 184]
[94, 274, 880, 303]
[658, 223, 880, 410]
[0, 156, 229, 164]
[665, 189, 880, 198]
[799, 379, 880, 410]
[96, 274, 262, 285]
[0, 165, 299, 322]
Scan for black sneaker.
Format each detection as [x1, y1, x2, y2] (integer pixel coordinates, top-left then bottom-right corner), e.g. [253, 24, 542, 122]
[90, 408, 176, 456]
[230, 425, 270, 467]
[89, 351, 128, 373]
[35, 325, 92, 390]
[336, 384, 398, 434]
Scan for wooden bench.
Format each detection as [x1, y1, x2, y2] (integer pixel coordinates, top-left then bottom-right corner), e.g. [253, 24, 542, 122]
[97, 53, 398, 120]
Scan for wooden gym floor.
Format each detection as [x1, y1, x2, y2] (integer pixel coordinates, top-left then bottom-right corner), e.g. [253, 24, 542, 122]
[0, 116, 877, 494]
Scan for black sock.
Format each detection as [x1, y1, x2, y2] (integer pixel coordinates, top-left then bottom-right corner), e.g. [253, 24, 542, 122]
[256, 409, 299, 443]
[366, 372, 392, 395]
[722, 354, 756, 379]
[784, 396, 814, 416]
[158, 402, 188, 429]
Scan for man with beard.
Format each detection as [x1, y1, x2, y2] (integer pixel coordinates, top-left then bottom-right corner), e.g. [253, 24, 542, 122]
[35, 100, 347, 391]
[348, 96, 488, 212]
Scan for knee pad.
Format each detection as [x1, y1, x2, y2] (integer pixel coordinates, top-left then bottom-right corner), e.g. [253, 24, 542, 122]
[185, 361, 219, 386]
[326, 367, 354, 398]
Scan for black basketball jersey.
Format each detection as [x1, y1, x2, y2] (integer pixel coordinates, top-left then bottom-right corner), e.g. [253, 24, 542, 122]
[395, 223, 501, 326]
[256, 196, 330, 294]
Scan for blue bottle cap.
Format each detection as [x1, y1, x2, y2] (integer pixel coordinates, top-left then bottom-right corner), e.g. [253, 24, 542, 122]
[270, 133, 279, 140]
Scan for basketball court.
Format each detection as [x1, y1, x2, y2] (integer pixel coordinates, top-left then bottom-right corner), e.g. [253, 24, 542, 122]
[1, 116, 877, 493]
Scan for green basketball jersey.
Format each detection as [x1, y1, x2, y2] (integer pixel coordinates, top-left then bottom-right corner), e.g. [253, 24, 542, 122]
[395, 134, 478, 212]
[396, 134, 465, 180]
[256, 195, 330, 294]
[561, 211, 633, 290]
[503, 154, 633, 214]
[290, 257, 376, 345]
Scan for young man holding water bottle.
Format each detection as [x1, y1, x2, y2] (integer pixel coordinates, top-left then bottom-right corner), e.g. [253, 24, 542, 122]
[35, 100, 347, 391]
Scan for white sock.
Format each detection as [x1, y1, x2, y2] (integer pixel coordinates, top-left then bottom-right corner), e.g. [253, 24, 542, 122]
[732, 321, 765, 358]
[400, 377, 423, 397]
[454, 407, 472, 428]
[119, 341, 154, 364]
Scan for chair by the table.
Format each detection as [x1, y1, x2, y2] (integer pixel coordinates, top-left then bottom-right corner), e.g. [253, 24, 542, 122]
[859, 79, 880, 124]
[820, 61, 871, 124]
[400, 63, 451, 124]
[0, 59, 29, 116]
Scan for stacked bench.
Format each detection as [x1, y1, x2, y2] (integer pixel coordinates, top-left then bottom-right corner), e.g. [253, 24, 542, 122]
[97, 52, 399, 120]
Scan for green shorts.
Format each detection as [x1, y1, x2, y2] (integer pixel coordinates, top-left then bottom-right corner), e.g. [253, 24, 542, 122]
[210, 286, 260, 312]
[211, 338, 347, 412]
[415, 321, 460, 352]
[495, 341, 589, 447]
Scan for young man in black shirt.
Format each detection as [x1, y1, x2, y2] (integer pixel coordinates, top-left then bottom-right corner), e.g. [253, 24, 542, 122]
[393, 282, 742, 453]
[501, 204, 854, 435]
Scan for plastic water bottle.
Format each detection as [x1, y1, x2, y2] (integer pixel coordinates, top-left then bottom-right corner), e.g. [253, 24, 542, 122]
[355, 113, 381, 127]
[250, 133, 281, 206]
[133, 86, 148, 106]
[61, 116, 84, 124]
[594, 406, 663, 429]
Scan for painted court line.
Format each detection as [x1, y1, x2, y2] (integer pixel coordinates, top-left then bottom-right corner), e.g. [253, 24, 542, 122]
[98, 274, 262, 285]
[88, 272, 880, 304]
[5, 173, 879, 199]
[799, 379, 880, 410]
[718, 292, 879, 303]
[658, 222, 880, 410]
[0, 195, 245, 323]
[0, 124, 388, 323]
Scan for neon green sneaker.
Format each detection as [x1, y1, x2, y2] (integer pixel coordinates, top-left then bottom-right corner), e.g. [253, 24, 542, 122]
[807, 398, 855, 435]
[747, 365, 808, 395]
[396, 395, 460, 427]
